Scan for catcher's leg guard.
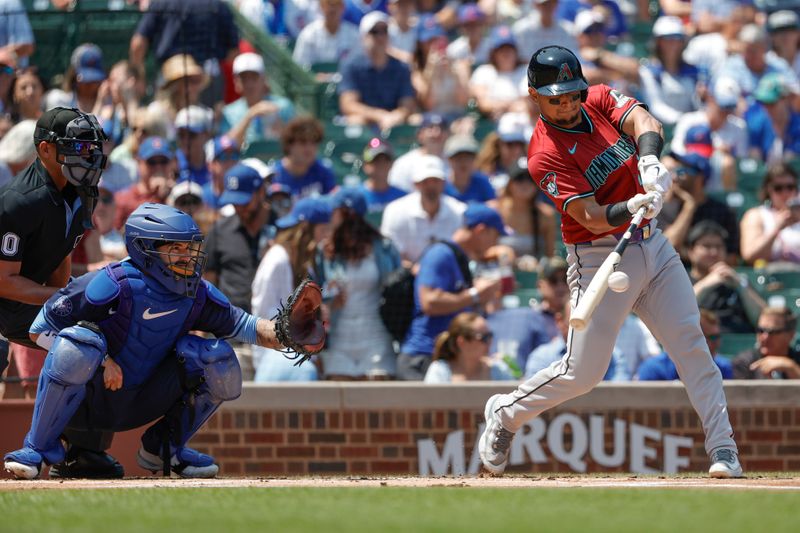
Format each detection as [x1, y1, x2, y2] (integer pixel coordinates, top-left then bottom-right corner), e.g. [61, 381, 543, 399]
[140, 335, 241, 475]
[23, 325, 106, 465]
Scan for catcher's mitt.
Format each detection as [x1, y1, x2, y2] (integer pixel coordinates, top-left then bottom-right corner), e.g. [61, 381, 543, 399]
[273, 279, 326, 365]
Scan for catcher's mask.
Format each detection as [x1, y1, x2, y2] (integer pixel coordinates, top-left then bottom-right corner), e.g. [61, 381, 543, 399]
[34, 107, 108, 229]
[125, 203, 207, 298]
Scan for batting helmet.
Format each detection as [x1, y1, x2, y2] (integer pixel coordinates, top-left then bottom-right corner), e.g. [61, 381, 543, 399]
[527, 46, 589, 101]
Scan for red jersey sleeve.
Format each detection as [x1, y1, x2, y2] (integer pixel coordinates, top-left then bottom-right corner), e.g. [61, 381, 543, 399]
[528, 146, 593, 214]
[585, 84, 643, 133]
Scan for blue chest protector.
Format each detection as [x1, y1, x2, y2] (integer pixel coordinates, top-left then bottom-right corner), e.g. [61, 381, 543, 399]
[92, 262, 207, 388]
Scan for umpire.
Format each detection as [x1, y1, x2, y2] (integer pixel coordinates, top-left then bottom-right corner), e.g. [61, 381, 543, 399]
[0, 107, 123, 478]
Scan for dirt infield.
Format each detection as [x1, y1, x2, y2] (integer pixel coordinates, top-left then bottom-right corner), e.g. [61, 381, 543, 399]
[1, 474, 799, 491]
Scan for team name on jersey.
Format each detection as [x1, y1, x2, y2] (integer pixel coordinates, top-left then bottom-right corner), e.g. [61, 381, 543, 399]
[583, 136, 636, 190]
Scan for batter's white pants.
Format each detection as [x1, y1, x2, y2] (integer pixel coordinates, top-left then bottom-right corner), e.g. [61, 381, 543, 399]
[495, 228, 737, 455]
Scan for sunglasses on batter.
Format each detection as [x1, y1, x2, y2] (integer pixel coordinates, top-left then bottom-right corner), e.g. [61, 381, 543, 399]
[547, 93, 581, 106]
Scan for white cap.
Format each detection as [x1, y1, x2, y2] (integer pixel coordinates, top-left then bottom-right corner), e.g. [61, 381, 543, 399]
[233, 52, 265, 76]
[497, 112, 531, 143]
[412, 154, 446, 183]
[0, 119, 36, 165]
[174, 105, 214, 132]
[167, 181, 204, 206]
[712, 77, 741, 109]
[653, 16, 684, 38]
[574, 10, 605, 34]
[359, 11, 390, 37]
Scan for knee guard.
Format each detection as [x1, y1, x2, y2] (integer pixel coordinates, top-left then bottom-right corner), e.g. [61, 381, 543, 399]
[26, 324, 106, 464]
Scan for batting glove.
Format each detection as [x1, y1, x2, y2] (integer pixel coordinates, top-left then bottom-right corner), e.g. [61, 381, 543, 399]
[638, 155, 671, 194]
[627, 191, 663, 219]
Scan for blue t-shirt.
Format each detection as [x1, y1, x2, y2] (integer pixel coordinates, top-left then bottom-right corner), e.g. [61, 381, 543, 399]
[339, 53, 415, 111]
[342, 0, 389, 25]
[361, 183, 407, 212]
[401, 242, 470, 356]
[202, 181, 221, 209]
[486, 307, 553, 371]
[272, 159, 337, 199]
[177, 150, 211, 186]
[445, 172, 496, 203]
[637, 352, 733, 380]
[744, 103, 800, 161]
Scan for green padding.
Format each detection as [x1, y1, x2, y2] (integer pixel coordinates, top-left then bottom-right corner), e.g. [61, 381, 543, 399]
[717, 333, 756, 359]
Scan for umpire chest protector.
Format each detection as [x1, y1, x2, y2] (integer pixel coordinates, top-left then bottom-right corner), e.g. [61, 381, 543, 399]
[89, 262, 212, 387]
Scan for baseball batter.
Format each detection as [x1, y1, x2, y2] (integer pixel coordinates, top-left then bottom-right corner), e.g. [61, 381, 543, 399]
[479, 46, 743, 478]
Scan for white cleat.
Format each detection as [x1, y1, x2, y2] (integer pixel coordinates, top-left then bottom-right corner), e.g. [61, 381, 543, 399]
[708, 448, 744, 479]
[4, 461, 41, 480]
[478, 394, 515, 476]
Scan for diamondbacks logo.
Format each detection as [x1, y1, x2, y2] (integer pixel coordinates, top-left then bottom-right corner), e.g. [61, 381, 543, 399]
[556, 63, 573, 82]
[540, 172, 558, 196]
[52, 295, 73, 317]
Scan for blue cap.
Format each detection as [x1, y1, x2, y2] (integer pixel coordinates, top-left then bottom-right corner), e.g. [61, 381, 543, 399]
[417, 14, 446, 42]
[487, 25, 516, 52]
[212, 135, 241, 160]
[137, 136, 173, 161]
[458, 4, 485, 24]
[332, 187, 367, 217]
[463, 203, 508, 235]
[671, 151, 711, 181]
[683, 125, 713, 158]
[218, 163, 264, 206]
[72, 43, 106, 83]
[420, 112, 448, 129]
[275, 197, 332, 229]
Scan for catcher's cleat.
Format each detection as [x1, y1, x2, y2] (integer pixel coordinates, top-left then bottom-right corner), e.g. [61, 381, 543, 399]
[4, 447, 43, 480]
[478, 394, 515, 476]
[137, 446, 219, 478]
[49, 446, 124, 479]
[708, 448, 744, 479]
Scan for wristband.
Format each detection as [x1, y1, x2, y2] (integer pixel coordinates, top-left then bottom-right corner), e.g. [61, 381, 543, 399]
[468, 287, 480, 306]
[606, 201, 633, 227]
[637, 131, 664, 158]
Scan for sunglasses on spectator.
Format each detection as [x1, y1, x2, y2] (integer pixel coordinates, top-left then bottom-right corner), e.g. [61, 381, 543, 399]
[771, 183, 797, 193]
[146, 157, 171, 167]
[176, 196, 202, 208]
[756, 326, 791, 335]
[469, 331, 494, 343]
[369, 26, 388, 35]
[98, 192, 114, 205]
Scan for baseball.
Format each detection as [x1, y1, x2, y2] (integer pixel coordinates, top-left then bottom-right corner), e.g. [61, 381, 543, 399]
[607, 271, 630, 293]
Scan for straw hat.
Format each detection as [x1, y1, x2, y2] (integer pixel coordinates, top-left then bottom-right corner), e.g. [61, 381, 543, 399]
[161, 54, 208, 88]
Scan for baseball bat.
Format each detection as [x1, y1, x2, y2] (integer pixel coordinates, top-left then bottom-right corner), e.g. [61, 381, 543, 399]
[569, 206, 647, 331]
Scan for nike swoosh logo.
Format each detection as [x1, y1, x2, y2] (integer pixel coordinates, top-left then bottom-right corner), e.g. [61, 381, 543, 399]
[568, 143, 578, 154]
[142, 308, 178, 320]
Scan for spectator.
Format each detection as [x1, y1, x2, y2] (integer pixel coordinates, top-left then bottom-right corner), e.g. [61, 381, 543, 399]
[447, 4, 491, 72]
[0, 119, 35, 187]
[530, 256, 569, 341]
[388, 112, 450, 192]
[293, 0, 361, 72]
[166, 180, 207, 227]
[557, 0, 628, 40]
[343, 0, 389, 26]
[338, 11, 415, 129]
[387, 0, 418, 58]
[485, 301, 553, 377]
[271, 116, 336, 199]
[733, 306, 800, 379]
[443, 134, 495, 204]
[490, 156, 556, 261]
[691, 0, 749, 35]
[45, 43, 106, 114]
[203, 135, 241, 209]
[175, 105, 214, 186]
[315, 187, 400, 379]
[360, 137, 406, 212]
[740, 162, 800, 265]
[638, 16, 701, 126]
[638, 309, 733, 380]
[8, 67, 44, 123]
[398, 203, 504, 379]
[573, 10, 639, 90]
[512, 0, 578, 65]
[0, 0, 34, 67]
[688, 221, 765, 334]
[476, 111, 531, 192]
[220, 52, 295, 149]
[108, 107, 168, 184]
[204, 164, 269, 379]
[264, 182, 294, 238]
[683, 2, 754, 76]
[613, 314, 662, 381]
[718, 24, 799, 100]
[658, 151, 740, 257]
[744, 73, 800, 165]
[412, 16, 470, 117]
[425, 312, 516, 382]
[237, 0, 318, 43]
[381, 154, 466, 263]
[469, 25, 528, 120]
[670, 78, 746, 192]
[767, 10, 800, 78]
[252, 197, 332, 381]
[113, 137, 176, 229]
[147, 54, 209, 139]
[102, 61, 147, 139]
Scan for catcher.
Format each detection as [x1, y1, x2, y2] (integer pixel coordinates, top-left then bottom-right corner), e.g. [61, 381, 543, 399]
[4, 203, 324, 479]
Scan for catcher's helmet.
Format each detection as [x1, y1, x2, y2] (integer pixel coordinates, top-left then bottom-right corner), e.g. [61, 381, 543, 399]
[125, 203, 207, 297]
[527, 46, 589, 100]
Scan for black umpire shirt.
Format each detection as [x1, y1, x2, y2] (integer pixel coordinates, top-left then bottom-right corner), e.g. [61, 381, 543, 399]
[0, 160, 87, 344]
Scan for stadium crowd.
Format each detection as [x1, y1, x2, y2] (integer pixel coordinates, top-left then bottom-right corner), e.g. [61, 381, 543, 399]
[1, 0, 800, 394]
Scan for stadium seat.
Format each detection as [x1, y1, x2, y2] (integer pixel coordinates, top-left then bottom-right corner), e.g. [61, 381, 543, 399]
[243, 139, 283, 164]
[718, 333, 756, 358]
[737, 158, 766, 194]
[514, 269, 538, 290]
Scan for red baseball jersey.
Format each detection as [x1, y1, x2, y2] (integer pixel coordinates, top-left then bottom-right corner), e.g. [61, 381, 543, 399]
[527, 84, 646, 244]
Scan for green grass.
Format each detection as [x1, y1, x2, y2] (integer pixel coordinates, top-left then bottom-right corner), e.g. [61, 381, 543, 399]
[0, 486, 797, 533]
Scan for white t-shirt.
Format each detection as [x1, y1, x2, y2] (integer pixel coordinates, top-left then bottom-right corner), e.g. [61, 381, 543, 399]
[292, 19, 362, 68]
[447, 36, 491, 67]
[380, 192, 466, 262]
[251, 243, 294, 319]
[424, 358, 515, 382]
[469, 64, 528, 104]
[683, 32, 728, 77]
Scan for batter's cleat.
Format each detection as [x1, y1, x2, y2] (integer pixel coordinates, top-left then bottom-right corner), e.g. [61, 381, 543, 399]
[708, 448, 744, 479]
[4, 447, 44, 480]
[49, 447, 125, 479]
[137, 446, 219, 478]
[478, 394, 515, 476]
